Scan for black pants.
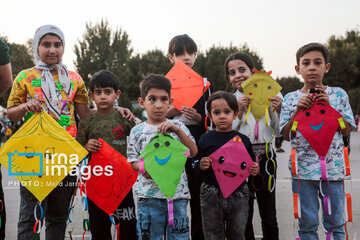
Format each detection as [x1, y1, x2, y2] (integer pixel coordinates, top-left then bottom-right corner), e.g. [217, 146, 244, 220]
[245, 152, 279, 240]
[186, 161, 204, 240]
[88, 190, 137, 240]
[0, 168, 5, 240]
[274, 137, 283, 149]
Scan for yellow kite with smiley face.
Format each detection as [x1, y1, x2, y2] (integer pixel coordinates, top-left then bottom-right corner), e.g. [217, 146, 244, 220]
[241, 70, 282, 121]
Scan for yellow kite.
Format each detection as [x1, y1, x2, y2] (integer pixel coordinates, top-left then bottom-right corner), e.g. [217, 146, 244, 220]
[241, 70, 282, 121]
[0, 111, 88, 202]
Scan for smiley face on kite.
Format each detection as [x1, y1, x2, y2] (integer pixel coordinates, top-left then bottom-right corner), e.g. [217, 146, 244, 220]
[216, 155, 248, 179]
[150, 133, 174, 166]
[293, 101, 343, 157]
[210, 136, 254, 198]
[241, 70, 282, 121]
[302, 102, 327, 131]
[139, 132, 190, 199]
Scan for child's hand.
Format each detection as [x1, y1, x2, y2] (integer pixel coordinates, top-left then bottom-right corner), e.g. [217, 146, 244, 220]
[22, 99, 43, 113]
[200, 157, 212, 171]
[314, 85, 330, 105]
[84, 139, 101, 153]
[114, 107, 135, 121]
[297, 94, 313, 110]
[143, 171, 152, 179]
[250, 162, 259, 176]
[270, 96, 283, 114]
[181, 107, 202, 123]
[166, 106, 182, 118]
[158, 121, 180, 134]
[238, 96, 250, 112]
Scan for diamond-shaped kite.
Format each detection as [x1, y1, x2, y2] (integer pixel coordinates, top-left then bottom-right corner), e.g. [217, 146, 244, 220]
[210, 135, 254, 198]
[139, 132, 190, 225]
[0, 111, 88, 201]
[83, 138, 138, 215]
[293, 100, 345, 179]
[165, 61, 210, 111]
[241, 70, 282, 121]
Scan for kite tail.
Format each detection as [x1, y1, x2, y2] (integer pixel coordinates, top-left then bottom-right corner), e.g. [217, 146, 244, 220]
[167, 198, 174, 226]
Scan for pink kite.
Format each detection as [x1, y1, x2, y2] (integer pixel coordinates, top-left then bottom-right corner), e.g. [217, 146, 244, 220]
[210, 136, 254, 198]
[83, 138, 138, 215]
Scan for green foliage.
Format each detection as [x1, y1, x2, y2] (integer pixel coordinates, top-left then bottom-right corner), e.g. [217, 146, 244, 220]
[127, 50, 172, 99]
[0, 37, 34, 107]
[325, 29, 360, 114]
[276, 76, 303, 96]
[194, 43, 263, 92]
[74, 19, 133, 106]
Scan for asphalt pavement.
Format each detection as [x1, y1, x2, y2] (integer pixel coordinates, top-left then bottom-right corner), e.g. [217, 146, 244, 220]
[2, 132, 360, 239]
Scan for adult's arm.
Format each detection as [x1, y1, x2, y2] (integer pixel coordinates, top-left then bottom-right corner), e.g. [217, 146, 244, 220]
[0, 63, 12, 96]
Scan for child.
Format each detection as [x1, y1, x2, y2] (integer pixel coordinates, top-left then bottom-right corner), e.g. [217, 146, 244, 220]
[167, 34, 212, 240]
[6, 25, 90, 239]
[280, 43, 355, 239]
[193, 91, 259, 240]
[127, 74, 197, 240]
[6, 25, 133, 240]
[76, 70, 137, 240]
[224, 52, 282, 240]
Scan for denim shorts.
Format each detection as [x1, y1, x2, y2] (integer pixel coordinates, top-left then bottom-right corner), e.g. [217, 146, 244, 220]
[137, 198, 189, 240]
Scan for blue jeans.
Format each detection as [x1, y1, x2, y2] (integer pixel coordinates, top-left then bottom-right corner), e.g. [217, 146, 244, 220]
[137, 198, 189, 240]
[17, 175, 76, 240]
[292, 179, 345, 240]
[200, 183, 249, 240]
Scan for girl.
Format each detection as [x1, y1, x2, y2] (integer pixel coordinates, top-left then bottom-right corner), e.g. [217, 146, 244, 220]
[6, 25, 132, 239]
[224, 53, 282, 240]
[193, 91, 259, 240]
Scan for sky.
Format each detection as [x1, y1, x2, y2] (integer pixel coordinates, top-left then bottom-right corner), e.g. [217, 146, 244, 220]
[1, 0, 360, 79]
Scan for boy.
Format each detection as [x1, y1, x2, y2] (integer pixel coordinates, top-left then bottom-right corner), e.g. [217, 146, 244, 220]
[76, 70, 137, 240]
[280, 43, 355, 239]
[127, 74, 197, 240]
[167, 34, 212, 240]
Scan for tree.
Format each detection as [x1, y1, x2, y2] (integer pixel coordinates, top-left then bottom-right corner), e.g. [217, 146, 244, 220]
[324, 29, 360, 114]
[127, 50, 172, 100]
[276, 76, 303, 96]
[0, 37, 34, 107]
[74, 20, 133, 106]
[194, 43, 263, 92]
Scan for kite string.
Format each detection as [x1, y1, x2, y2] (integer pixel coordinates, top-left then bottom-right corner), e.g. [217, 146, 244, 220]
[33, 202, 43, 239]
[110, 214, 120, 240]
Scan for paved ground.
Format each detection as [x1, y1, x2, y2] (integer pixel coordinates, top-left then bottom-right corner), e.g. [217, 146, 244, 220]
[2, 132, 360, 239]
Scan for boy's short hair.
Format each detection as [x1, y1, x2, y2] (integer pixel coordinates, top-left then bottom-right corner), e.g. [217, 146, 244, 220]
[89, 70, 119, 92]
[207, 91, 238, 114]
[296, 43, 330, 65]
[140, 74, 172, 99]
[168, 34, 197, 56]
[224, 52, 255, 80]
